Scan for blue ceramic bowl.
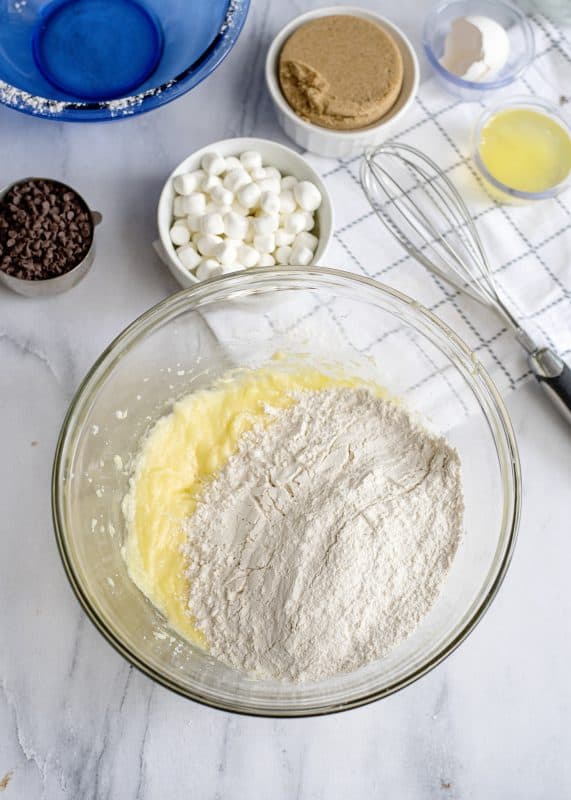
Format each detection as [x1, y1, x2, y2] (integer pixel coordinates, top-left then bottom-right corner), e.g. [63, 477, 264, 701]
[0, 0, 250, 122]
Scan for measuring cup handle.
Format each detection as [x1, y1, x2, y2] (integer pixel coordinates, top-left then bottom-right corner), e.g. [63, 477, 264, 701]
[529, 348, 571, 425]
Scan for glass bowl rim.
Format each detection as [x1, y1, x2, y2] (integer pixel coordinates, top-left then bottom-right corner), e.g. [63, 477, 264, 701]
[52, 266, 521, 717]
[0, 0, 250, 122]
[473, 94, 571, 200]
[422, 0, 535, 91]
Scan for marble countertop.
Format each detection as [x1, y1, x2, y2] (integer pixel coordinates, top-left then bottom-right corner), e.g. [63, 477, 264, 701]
[1, 1, 571, 797]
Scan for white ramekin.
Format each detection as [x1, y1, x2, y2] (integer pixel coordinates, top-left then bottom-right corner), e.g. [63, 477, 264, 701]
[156, 137, 334, 288]
[265, 6, 420, 159]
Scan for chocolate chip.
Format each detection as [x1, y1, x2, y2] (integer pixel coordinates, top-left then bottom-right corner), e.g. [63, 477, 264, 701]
[0, 179, 93, 281]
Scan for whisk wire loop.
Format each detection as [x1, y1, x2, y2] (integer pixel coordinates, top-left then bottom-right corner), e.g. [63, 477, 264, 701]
[361, 143, 503, 310]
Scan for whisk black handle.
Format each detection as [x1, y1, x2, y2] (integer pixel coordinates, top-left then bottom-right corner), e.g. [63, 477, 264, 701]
[529, 348, 571, 425]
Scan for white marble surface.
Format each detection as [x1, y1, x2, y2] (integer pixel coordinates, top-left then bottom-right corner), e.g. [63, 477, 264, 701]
[1, 1, 571, 797]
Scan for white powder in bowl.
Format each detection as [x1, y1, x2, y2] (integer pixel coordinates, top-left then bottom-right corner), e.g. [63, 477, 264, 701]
[184, 387, 464, 682]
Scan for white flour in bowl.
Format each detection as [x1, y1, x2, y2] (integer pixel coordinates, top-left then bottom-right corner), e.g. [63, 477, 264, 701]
[184, 387, 463, 681]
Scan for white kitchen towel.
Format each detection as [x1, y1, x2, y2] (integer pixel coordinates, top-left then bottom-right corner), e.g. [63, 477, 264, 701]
[299, 13, 571, 422]
[159, 14, 571, 426]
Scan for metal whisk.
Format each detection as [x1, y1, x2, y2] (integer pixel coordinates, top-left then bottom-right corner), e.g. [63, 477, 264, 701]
[360, 142, 571, 424]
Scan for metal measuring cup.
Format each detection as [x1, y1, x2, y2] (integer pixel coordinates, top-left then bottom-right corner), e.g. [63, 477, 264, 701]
[0, 177, 102, 297]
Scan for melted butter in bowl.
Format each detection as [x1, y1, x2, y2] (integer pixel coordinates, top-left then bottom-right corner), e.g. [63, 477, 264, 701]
[474, 98, 571, 201]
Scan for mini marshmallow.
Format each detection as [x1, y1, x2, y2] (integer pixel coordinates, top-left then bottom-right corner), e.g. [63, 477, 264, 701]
[250, 166, 268, 181]
[294, 180, 322, 211]
[224, 156, 242, 171]
[173, 196, 188, 217]
[169, 223, 190, 246]
[196, 259, 224, 280]
[240, 151, 263, 173]
[302, 211, 315, 231]
[210, 184, 234, 207]
[259, 191, 280, 215]
[258, 253, 276, 267]
[275, 229, 295, 247]
[264, 166, 282, 181]
[183, 192, 207, 216]
[221, 263, 242, 275]
[231, 200, 250, 217]
[223, 168, 252, 193]
[176, 244, 201, 270]
[214, 240, 239, 266]
[289, 244, 313, 266]
[202, 174, 222, 194]
[256, 177, 281, 194]
[186, 214, 202, 233]
[279, 190, 296, 215]
[200, 212, 225, 236]
[196, 233, 223, 257]
[294, 231, 319, 251]
[281, 175, 297, 191]
[252, 214, 279, 235]
[237, 243, 260, 268]
[275, 245, 292, 265]
[173, 169, 204, 195]
[191, 232, 202, 246]
[224, 211, 249, 240]
[201, 152, 226, 176]
[283, 210, 307, 236]
[253, 233, 275, 253]
[237, 182, 261, 209]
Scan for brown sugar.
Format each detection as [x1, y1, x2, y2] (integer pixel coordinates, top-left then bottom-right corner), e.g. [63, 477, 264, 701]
[278, 15, 404, 131]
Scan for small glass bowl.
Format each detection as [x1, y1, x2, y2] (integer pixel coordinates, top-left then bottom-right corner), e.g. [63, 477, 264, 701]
[423, 0, 535, 100]
[473, 96, 571, 203]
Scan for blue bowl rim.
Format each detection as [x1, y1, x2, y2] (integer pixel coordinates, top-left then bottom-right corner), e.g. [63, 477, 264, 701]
[422, 0, 535, 92]
[0, 0, 250, 122]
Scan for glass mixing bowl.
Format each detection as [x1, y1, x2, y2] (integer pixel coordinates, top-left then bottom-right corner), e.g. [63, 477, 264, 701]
[52, 268, 521, 716]
[0, 0, 249, 121]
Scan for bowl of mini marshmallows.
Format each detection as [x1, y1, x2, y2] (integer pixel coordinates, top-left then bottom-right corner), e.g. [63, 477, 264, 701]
[157, 137, 333, 287]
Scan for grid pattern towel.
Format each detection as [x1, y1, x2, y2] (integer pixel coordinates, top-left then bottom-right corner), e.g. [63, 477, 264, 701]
[302, 13, 571, 421]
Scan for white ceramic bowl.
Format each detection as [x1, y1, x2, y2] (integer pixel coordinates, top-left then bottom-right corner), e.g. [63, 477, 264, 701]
[265, 7, 420, 159]
[157, 137, 334, 289]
